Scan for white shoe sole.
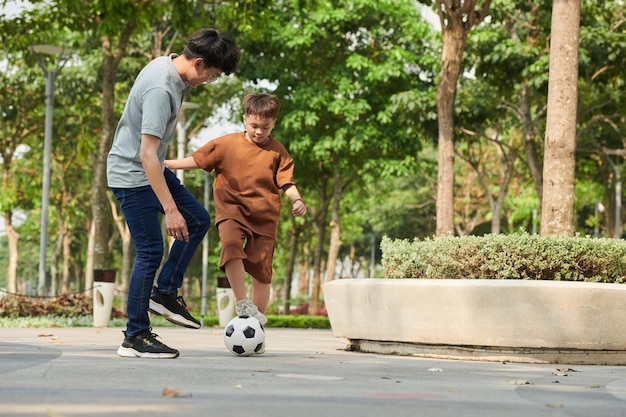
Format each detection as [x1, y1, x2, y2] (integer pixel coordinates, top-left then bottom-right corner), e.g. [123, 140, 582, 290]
[117, 346, 179, 359]
[149, 300, 201, 329]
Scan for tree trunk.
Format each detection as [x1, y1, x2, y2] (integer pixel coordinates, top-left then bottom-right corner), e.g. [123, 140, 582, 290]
[62, 225, 71, 294]
[540, 0, 580, 236]
[90, 24, 137, 276]
[4, 211, 19, 294]
[85, 220, 95, 295]
[520, 79, 544, 208]
[50, 228, 62, 295]
[310, 218, 326, 314]
[109, 190, 131, 312]
[434, 0, 492, 237]
[308, 174, 329, 313]
[436, 26, 464, 237]
[90, 40, 115, 272]
[298, 244, 310, 297]
[490, 150, 515, 235]
[120, 224, 133, 314]
[282, 216, 299, 315]
[324, 171, 343, 282]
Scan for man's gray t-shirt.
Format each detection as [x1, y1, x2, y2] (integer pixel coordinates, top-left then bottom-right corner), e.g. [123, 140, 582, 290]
[107, 54, 187, 188]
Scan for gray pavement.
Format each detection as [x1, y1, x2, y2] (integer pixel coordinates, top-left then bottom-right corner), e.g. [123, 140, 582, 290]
[1, 326, 626, 417]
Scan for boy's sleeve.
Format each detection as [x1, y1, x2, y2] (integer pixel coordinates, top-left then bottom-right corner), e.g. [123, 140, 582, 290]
[192, 139, 217, 171]
[275, 149, 296, 189]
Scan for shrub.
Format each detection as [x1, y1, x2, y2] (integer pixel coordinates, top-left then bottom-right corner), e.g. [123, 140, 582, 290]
[0, 292, 331, 329]
[381, 233, 626, 283]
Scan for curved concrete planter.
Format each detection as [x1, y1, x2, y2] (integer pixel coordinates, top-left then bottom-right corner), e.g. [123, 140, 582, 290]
[323, 279, 626, 365]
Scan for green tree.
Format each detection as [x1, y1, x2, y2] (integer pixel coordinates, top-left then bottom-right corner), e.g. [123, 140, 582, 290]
[418, 0, 492, 237]
[236, 0, 437, 310]
[0, 48, 44, 294]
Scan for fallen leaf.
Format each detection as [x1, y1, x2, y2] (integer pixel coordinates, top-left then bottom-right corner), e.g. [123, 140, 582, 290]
[162, 387, 190, 398]
[509, 380, 533, 385]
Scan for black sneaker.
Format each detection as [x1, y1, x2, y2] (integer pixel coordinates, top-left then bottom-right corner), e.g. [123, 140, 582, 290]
[149, 287, 201, 329]
[117, 329, 179, 359]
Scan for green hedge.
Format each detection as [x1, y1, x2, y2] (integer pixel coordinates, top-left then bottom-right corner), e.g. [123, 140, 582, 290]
[0, 314, 331, 329]
[381, 233, 626, 283]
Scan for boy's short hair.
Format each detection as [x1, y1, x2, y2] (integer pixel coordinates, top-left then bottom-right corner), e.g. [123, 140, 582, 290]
[243, 93, 281, 120]
[183, 28, 240, 75]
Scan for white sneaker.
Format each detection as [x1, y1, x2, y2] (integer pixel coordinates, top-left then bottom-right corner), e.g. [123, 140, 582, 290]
[236, 299, 268, 325]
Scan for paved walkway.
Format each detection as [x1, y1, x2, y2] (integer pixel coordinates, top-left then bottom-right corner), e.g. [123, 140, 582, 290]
[1, 326, 626, 416]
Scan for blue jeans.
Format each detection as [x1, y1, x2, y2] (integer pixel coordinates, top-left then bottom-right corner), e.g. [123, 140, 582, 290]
[112, 168, 210, 336]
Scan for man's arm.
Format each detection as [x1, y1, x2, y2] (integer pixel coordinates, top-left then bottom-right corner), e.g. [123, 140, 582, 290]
[141, 134, 189, 241]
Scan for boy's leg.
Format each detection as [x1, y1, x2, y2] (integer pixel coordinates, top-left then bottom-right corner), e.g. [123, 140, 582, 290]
[250, 279, 271, 314]
[225, 260, 268, 324]
[219, 220, 267, 324]
[224, 258, 248, 301]
[243, 233, 275, 315]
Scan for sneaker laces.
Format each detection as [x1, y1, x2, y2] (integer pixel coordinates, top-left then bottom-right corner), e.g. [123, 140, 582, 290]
[142, 328, 166, 346]
[237, 300, 259, 315]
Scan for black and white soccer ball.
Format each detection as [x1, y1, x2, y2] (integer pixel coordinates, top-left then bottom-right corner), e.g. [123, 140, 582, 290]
[223, 315, 265, 356]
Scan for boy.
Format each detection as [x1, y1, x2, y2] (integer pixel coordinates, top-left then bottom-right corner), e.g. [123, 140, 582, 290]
[165, 93, 306, 326]
[107, 28, 240, 358]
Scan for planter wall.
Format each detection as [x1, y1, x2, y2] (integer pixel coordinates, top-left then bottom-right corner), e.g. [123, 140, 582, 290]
[323, 279, 626, 364]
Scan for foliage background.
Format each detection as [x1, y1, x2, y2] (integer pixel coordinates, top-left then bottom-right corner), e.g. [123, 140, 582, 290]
[0, 0, 625, 313]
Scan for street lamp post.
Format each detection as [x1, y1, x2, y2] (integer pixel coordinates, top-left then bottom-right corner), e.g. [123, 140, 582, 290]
[32, 45, 74, 295]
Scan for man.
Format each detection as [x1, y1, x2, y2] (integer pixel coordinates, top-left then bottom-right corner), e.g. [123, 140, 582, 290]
[107, 28, 240, 358]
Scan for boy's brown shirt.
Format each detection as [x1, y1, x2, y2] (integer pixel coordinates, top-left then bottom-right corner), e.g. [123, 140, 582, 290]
[192, 132, 295, 238]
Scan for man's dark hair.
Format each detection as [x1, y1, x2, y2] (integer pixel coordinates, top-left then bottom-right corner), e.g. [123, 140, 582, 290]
[183, 28, 240, 75]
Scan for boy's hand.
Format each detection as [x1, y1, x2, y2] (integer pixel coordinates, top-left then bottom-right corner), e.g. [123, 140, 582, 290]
[291, 199, 307, 217]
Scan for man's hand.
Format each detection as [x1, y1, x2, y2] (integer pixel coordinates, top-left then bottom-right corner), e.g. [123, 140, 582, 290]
[165, 208, 189, 242]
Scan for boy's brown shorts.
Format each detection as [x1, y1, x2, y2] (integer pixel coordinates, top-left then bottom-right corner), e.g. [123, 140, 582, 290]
[217, 219, 275, 284]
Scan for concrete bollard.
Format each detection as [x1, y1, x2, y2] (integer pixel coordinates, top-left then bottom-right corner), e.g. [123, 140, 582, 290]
[216, 276, 236, 327]
[93, 269, 116, 328]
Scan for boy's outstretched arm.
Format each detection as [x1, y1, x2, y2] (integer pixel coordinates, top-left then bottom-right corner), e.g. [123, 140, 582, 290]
[284, 185, 307, 217]
[164, 156, 199, 170]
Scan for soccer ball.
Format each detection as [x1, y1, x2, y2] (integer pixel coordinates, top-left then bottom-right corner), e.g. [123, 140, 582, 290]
[223, 315, 265, 356]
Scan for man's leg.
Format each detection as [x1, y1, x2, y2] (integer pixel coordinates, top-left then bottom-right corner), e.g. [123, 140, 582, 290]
[156, 169, 210, 293]
[148, 169, 210, 329]
[112, 187, 164, 336]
